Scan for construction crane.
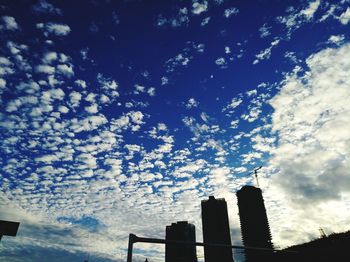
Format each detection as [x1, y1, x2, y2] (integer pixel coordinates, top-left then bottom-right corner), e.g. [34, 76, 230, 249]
[249, 166, 262, 188]
[319, 228, 327, 238]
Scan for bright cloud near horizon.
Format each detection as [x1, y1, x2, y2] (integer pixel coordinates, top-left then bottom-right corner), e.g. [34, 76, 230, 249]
[1, 0, 350, 261]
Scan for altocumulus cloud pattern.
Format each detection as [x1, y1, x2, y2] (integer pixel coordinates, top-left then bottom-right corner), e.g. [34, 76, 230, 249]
[1, 0, 350, 261]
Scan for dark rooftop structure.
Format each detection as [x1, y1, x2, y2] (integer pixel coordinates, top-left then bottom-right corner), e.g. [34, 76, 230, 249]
[201, 196, 234, 262]
[165, 221, 197, 262]
[236, 186, 273, 262]
[0, 220, 20, 241]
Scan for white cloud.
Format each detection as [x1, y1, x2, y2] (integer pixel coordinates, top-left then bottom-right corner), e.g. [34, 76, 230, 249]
[284, 51, 300, 64]
[328, 34, 345, 45]
[36, 154, 59, 163]
[158, 123, 167, 131]
[156, 15, 167, 27]
[110, 115, 130, 130]
[259, 23, 271, 38]
[339, 7, 350, 25]
[165, 53, 191, 72]
[97, 73, 119, 92]
[42, 52, 58, 64]
[75, 79, 87, 88]
[300, 0, 320, 20]
[6, 99, 22, 112]
[201, 17, 210, 26]
[32, 0, 63, 15]
[224, 7, 239, 18]
[176, 54, 189, 65]
[147, 87, 156, 96]
[241, 106, 262, 122]
[69, 91, 82, 107]
[73, 114, 108, 132]
[319, 5, 336, 22]
[161, 76, 168, 85]
[85, 103, 98, 114]
[246, 89, 257, 97]
[0, 78, 6, 90]
[214, 0, 225, 4]
[223, 97, 243, 111]
[112, 11, 120, 25]
[208, 167, 230, 186]
[276, 1, 322, 37]
[173, 159, 206, 178]
[266, 43, 350, 247]
[58, 105, 69, 113]
[157, 7, 189, 28]
[0, 56, 12, 66]
[129, 111, 144, 125]
[0, 57, 14, 76]
[230, 119, 239, 129]
[135, 84, 145, 93]
[37, 22, 71, 36]
[192, 1, 208, 15]
[253, 39, 280, 64]
[57, 64, 74, 77]
[100, 94, 110, 104]
[186, 98, 199, 109]
[85, 93, 96, 103]
[134, 84, 156, 96]
[193, 43, 205, 53]
[165, 42, 204, 72]
[36, 64, 55, 74]
[171, 7, 189, 27]
[0, 16, 19, 31]
[47, 88, 65, 100]
[215, 57, 227, 68]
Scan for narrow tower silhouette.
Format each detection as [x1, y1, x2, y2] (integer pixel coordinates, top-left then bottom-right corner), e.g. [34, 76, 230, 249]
[236, 186, 273, 262]
[201, 196, 234, 262]
[165, 221, 197, 262]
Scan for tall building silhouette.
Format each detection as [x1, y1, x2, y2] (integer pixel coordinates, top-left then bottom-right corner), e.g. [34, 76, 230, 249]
[236, 186, 273, 262]
[165, 221, 197, 262]
[201, 196, 234, 262]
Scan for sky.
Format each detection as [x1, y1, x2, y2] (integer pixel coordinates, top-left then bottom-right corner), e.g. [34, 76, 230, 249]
[0, 0, 350, 261]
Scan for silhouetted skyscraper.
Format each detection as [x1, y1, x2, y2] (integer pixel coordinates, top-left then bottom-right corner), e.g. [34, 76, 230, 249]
[201, 196, 234, 262]
[165, 221, 197, 262]
[236, 186, 273, 262]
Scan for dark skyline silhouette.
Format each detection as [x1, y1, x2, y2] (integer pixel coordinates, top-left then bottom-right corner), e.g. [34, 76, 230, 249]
[165, 221, 197, 262]
[201, 196, 234, 262]
[236, 185, 274, 262]
[276, 230, 350, 261]
[4, 187, 349, 262]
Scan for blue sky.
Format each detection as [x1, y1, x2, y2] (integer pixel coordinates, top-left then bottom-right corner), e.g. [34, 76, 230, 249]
[1, 0, 350, 261]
